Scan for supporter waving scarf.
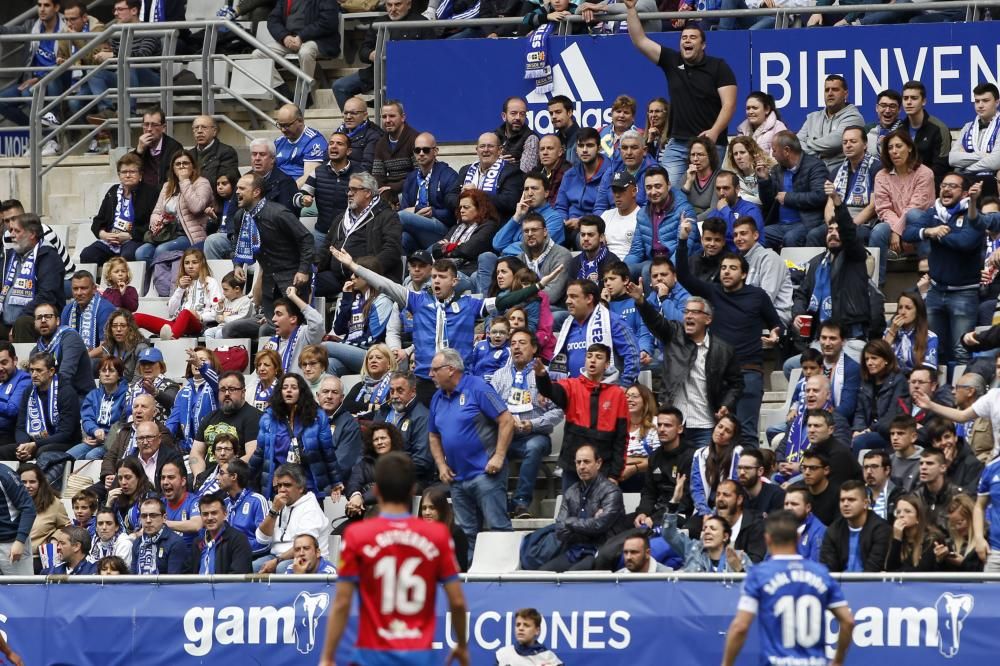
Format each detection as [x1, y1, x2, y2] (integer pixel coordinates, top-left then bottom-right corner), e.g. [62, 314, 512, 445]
[524, 23, 555, 96]
[67, 292, 107, 349]
[833, 153, 877, 208]
[1, 243, 40, 308]
[962, 115, 1000, 156]
[234, 198, 265, 266]
[807, 255, 833, 324]
[180, 377, 217, 449]
[26, 375, 59, 439]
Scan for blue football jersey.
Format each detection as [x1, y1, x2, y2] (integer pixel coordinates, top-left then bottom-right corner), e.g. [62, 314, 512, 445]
[738, 554, 847, 666]
[275, 127, 328, 180]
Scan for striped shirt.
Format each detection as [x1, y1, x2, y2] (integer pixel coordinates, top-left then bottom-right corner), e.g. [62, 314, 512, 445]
[4, 224, 76, 278]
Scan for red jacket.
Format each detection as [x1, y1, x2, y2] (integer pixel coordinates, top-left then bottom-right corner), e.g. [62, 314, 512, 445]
[537, 373, 629, 480]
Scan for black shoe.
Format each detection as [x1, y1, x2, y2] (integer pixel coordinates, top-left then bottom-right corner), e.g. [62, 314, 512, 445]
[512, 505, 532, 519]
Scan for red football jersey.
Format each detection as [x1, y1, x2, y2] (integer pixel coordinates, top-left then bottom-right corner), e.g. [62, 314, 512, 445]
[338, 513, 461, 652]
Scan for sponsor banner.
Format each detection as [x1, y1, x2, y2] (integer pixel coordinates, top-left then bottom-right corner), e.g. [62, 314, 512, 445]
[0, 579, 990, 664]
[0, 129, 29, 157]
[387, 22, 998, 143]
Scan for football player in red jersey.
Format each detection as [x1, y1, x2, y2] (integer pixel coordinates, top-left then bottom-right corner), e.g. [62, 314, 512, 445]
[319, 451, 469, 666]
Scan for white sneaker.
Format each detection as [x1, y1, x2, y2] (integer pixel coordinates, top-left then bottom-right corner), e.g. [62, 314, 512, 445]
[40, 112, 59, 128]
[41, 140, 60, 156]
[86, 139, 100, 154]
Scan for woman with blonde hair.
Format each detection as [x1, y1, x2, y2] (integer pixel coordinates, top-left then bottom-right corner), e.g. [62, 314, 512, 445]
[343, 343, 397, 417]
[622, 383, 659, 491]
[935, 494, 984, 571]
[724, 136, 774, 206]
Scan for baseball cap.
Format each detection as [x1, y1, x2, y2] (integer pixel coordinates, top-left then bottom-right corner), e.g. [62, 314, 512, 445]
[408, 250, 433, 265]
[611, 171, 636, 189]
[137, 348, 164, 364]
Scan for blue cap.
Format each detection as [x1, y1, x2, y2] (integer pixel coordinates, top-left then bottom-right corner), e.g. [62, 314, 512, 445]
[138, 348, 164, 364]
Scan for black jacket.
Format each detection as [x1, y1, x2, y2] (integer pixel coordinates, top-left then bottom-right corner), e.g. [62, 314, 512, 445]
[358, 12, 429, 87]
[323, 198, 403, 282]
[733, 509, 768, 563]
[132, 134, 183, 189]
[299, 159, 364, 236]
[346, 122, 384, 173]
[759, 153, 829, 229]
[635, 442, 694, 522]
[808, 436, 863, 488]
[262, 168, 298, 211]
[230, 201, 314, 298]
[852, 372, 907, 432]
[450, 163, 525, 221]
[792, 203, 873, 339]
[746, 482, 786, 516]
[820, 511, 892, 572]
[636, 299, 742, 414]
[193, 140, 240, 192]
[92, 182, 158, 243]
[14, 382, 81, 451]
[268, 0, 341, 57]
[186, 523, 253, 574]
[432, 219, 501, 275]
[901, 114, 951, 185]
[947, 439, 984, 489]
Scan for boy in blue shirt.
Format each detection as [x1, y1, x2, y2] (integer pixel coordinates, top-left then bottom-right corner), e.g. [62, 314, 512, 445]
[468, 318, 511, 383]
[602, 261, 654, 367]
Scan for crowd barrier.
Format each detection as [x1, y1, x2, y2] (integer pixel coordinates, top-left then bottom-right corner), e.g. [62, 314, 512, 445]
[0, 574, 993, 663]
[387, 21, 998, 143]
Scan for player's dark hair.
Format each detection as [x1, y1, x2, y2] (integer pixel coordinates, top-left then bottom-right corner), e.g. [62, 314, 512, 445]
[764, 510, 801, 546]
[374, 451, 416, 505]
[515, 608, 543, 629]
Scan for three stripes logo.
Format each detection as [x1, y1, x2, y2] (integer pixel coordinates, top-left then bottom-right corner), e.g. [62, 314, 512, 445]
[524, 43, 611, 134]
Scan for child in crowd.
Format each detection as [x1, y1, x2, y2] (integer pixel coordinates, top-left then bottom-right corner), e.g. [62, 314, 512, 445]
[204, 271, 254, 338]
[207, 170, 240, 238]
[495, 608, 563, 666]
[68, 356, 129, 460]
[134, 248, 223, 339]
[603, 261, 654, 366]
[100, 256, 139, 312]
[469, 318, 511, 383]
[71, 490, 99, 539]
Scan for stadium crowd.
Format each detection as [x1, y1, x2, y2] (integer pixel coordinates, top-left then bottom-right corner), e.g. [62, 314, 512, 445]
[1, 0, 1000, 581]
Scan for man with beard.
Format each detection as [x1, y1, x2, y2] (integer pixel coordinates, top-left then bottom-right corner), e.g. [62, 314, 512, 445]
[295, 131, 363, 252]
[373, 372, 433, 486]
[8, 352, 80, 461]
[160, 460, 202, 545]
[623, 166, 695, 281]
[189, 371, 262, 478]
[316, 374, 362, 481]
[496, 97, 539, 174]
[711, 479, 766, 563]
[732, 217, 792, 328]
[783, 485, 826, 561]
[738, 449, 785, 515]
[0, 215, 63, 342]
[549, 95, 581, 165]
[336, 97, 383, 172]
[372, 100, 421, 195]
[30, 301, 94, 401]
[61, 271, 116, 360]
[286, 533, 336, 574]
[557, 129, 610, 234]
[618, 533, 672, 573]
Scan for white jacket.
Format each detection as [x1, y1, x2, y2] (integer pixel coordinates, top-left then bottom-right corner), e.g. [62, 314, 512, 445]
[255, 491, 330, 558]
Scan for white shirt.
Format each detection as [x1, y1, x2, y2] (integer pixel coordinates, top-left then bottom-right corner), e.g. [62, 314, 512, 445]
[255, 491, 330, 558]
[600, 206, 639, 259]
[972, 388, 1000, 461]
[139, 449, 159, 484]
[673, 334, 714, 429]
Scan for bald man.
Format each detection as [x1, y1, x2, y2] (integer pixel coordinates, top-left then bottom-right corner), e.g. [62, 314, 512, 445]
[190, 115, 239, 189]
[398, 132, 459, 253]
[448, 131, 525, 220]
[337, 96, 384, 172]
[274, 103, 328, 188]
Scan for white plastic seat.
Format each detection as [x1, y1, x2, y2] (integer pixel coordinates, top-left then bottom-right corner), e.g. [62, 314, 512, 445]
[154, 339, 194, 380]
[339, 374, 362, 396]
[468, 531, 530, 574]
[623, 493, 641, 514]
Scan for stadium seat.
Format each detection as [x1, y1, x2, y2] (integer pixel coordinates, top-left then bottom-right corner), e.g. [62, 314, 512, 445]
[140, 299, 171, 319]
[340, 374, 362, 396]
[328, 534, 342, 564]
[73, 226, 98, 265]
[13, 343, 35, 362]
[623, 493, 641, 514]
[155, 339, 195, 380]
[125, 261, 147, 291]
[207, 260, 234, 281]
[70, 459, 102, 483]
[780, 247, 881, 288]
[468, 531, 530, 574]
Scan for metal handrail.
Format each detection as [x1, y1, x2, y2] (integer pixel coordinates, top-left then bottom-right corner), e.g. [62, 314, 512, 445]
[1, 18, 315, 213]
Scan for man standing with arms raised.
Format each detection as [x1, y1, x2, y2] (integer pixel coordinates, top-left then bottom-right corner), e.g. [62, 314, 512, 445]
[624, 0, 737, 185]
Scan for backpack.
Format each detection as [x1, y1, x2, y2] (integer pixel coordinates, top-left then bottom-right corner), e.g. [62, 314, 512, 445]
[519, 524, 562, 570]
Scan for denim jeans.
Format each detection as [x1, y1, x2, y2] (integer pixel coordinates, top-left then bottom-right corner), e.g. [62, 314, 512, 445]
[851, 430, 889, 455]
[325, 342, 368, 376]
[332, 72, 368, 112]
[684, 427, 713, 449]
[204, 232, 232, 260]
[0, 75, 70, 126]
[764, 222, 808, 250]
[67, 443, 107, 460]
[507, 433, 551, 508]
[736, 369, 764, 447]
[399, 210, 450, 254]
[660, 139, 691, 188]
[719, 0, 756, 29]
[450, 467, 512, 562]
[868, 222, 893, 287]
[67, 72, 115, 118]
[926, 285, 978, 365]
[136, 236, 194, 263]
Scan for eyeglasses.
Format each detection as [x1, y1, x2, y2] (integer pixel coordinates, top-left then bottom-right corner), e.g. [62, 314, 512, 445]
[877, 103, 900, 111]
[683, 309, 706, 316]
[135, 435, 158, 443]
[955, 384, 976, 390]
[347, 186, 368, 193]
[413, 146, 434, 154]
[275, 121, 299, 130]
[139, 512, 162, 519]
[118, 169, 139, 175]
[429, 364, 452, 373]
[300, 361, 321, 368]
[34, 314, 56, 321]
[219, 386, 244, 393]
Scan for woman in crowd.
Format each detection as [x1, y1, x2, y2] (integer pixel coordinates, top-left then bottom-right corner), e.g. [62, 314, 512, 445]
[97, 556, 131, 575]
[851, 340, 907, 454]
[421, 485, 469, 572]
[246, 349, 281, 413]
[250, 373, 343, 501]
[690, 415, 743, 517]
[325, 256, 394, 376]
[681, 137, 721, 215]
[871, 129, 936, 262]
[20, 463, 69, 572]
[885, 494, 937, 571]
[343, 344, 397, 417]
[936, 494, 984, 571]
[106, 456, 152, 533]
[298, 344, 329, 398]
[193, 433, 239, 496]
[99, 309, 150, 383]
[724, 136, 772, 206]
[90, 506, 133, 568]
[99, 257, 138, 313]
[736, 91, 786, 157]
[134, 248, 223, 340]
[164, 348, 220, 453]
[340, 423, 404, 530]
[68, 356, 129, 460]
[487, 257, 543, 334]
[599, 94, 638, 162]
[621, 384, 659, 491]
[432, 189, 499, 280]
[644, 97, 670, 163]
[662, 481, 751, 573]
[883, 291, 938, 373]
[506, 306, 528, 331]
[136, 148, 212, 264]
[79, 152, 157, 265]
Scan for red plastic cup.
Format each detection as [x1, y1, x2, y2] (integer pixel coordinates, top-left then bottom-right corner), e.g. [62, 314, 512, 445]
[800, 315, 813, 337]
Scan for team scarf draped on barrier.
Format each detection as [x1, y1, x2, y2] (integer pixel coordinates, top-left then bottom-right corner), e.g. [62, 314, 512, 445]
[67, 293, 106, 349]
[524, 23, 555, 96]
[26, 375, 58, 439]
[235, 198, 266, 266]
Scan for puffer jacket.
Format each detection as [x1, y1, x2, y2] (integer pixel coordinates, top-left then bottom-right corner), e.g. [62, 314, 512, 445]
[250, 408, 342, 499]
[556, 474, 627, 549]
[149, 177, 213, 245]
[661, 512, 752, 573]
[624, 189, 696, 265]
[852, 372, 907, 432]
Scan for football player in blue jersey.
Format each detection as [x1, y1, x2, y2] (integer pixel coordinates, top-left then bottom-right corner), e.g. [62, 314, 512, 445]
[722, 510, 855, 666]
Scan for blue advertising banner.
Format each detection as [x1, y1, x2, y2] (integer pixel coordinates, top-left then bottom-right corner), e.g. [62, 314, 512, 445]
[0, 129, 29, 157]
[387, 22, 998, 143]
[0, 579, 990, 664]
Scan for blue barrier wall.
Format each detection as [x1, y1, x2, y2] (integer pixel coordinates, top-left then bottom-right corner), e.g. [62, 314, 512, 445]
[0, 579, 989, 663]
[387, 22, 998, 143]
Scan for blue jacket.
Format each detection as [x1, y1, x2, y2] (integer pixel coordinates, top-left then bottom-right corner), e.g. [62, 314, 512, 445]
[81, 380, 129, 437]
[650, 283, 690, 323]
[689, 197, 765, 254]
[798, 512, 827, 562]
[164, 365, 220, 453]
[130, 527, 188, 574]
[624, 190, 696, 266]
[556, 156, 611, 220]
[593, 154, 658, 215]
[60, 295, 116, 349]
[903, 202, 984, 288]
[493, 204, 566, 255]
[468, 340, 511, 382]
[0, 369, 32, 437]
[833, 354, 862, 423]
[251, 408, 342, 499]
[32, 327, 96, 400]
[225, 488, 271, 557]
[0, 465, 34, 545]
[399, 163, 460, 227]
[329, 407, 362, 482]
[606, 295, 654, 356]
[758, 154, 830, 229]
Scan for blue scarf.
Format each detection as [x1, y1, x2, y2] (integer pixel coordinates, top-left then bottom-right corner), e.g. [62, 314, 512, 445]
[68, 293, 105, 348]
[436, 0, 481, 19]
[346, 291, 369, 345]
[198, 529, 221, 575]
[834, 154, 877, 208]
[876, 119, 902, 154]
[123, 428, 139, 458]
[808, 254, 833, 323]
[37, 325, 72, 364]
[89, 530, 123, 561]
[33, 15, 61, 75]
[524, 23, 555, 96]
[785, 397, 833, 464]
[267, 325, 302, 373]
[463, 160, 505, 194]
[962, 115, 1000, 155]
[358, 374, 391, 411]
[182, 378, 217, 446]
[218, 197, 236, 235]
[415, 167, 433, 209]
[578, 245, 608, 283]
[235, 198, 265, 266]
[102, 185, 135, 254]
[2, 244, 39, 309]
[26, 375, 58, 439]
[254, 377, 276, 412]
[137, 528, 164, 575]
[335, 120, 369, 141]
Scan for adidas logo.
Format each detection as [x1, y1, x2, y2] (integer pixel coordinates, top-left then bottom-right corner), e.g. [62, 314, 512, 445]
[524, 43, 612, 134]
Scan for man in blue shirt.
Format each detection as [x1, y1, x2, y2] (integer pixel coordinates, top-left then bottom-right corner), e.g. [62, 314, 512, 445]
[220, 459, 271, 558]
[975, 454, 1000, 572]
[46, 526, 99, 575]
[61, 270, 116, 357]
[428, 348, 514, 562]
[274, 103, 328, 188]
[783, 485, 826, 562]
[0, 343, 32, 448]
[722, 510, 855, 666]
[161, 460, 202, 546]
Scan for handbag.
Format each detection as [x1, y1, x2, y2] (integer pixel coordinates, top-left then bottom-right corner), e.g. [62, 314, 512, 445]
[213, 345, 250, 373]
[144, 219, 179, 244]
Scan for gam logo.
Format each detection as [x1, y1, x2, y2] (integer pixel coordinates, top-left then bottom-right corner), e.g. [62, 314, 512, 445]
[183, 591, 330, 657]
[524, 42, 612, 135]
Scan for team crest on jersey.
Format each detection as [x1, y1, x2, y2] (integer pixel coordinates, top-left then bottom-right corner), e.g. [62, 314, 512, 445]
[401, 419, 410, 432]
[459, 393, 466, 406]
[309, 143, 323, 158]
